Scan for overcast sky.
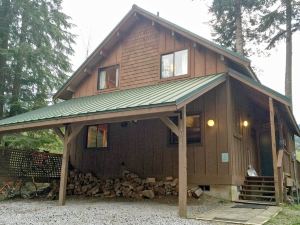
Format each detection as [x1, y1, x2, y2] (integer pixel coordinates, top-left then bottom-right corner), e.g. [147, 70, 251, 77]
[62, 0, 300, 123]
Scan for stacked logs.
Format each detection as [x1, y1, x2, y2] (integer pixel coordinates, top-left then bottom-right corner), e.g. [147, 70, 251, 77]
[66, 169, 184, 199]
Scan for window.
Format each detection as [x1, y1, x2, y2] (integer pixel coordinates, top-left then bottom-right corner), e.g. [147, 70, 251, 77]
[161, 49, 188, 78]
[86, 124, 108, 149]
[98, 65, 119, 90]
[169, 114, 201, 144]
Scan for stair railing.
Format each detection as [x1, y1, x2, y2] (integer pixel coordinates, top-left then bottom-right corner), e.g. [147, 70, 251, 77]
[277, 149, 284, 202]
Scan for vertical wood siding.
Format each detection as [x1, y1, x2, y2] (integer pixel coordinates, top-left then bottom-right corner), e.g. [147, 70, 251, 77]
[230, 84, 260, 185]
[70, 84, 232, 185]
[73, 19, 228, 98]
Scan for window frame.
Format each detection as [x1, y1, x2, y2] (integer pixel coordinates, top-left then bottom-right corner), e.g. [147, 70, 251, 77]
[97, 65, 119, 91]
[85, 124, 110, 150]
[168, 113, 202, 146]
[160, 49, 189, 79]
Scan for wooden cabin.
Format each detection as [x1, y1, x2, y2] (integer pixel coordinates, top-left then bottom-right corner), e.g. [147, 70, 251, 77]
[0, 5, 299, 217]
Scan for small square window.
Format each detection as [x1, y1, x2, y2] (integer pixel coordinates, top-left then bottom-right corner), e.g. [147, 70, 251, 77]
[98, 65, 119, 90]
[86, 124, 108, 149]
[161, 49, 188, 78]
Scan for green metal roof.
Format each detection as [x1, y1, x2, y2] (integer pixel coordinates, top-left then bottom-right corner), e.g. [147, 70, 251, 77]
[230, 70, 291, 103]
[0, 73, 226, 127]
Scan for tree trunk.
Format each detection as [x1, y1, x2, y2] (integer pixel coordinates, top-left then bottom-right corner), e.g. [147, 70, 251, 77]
[10, 9, 27, 116]
[0, 0, 11, 119]
[285, 0, 292, 103]
[234, 0, 244, 55]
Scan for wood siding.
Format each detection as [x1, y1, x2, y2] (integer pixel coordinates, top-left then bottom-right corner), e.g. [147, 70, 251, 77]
[230, 82, 261, 185]
[70, 84, 232, 185]
[73, 19, 228, 98]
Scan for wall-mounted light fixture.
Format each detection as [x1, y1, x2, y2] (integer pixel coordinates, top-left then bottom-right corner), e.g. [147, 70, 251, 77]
[207, 119, 215, 127]
[243, 120, 249, 127]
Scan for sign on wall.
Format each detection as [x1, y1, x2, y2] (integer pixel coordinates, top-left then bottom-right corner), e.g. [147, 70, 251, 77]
[221, 152, 229, 163]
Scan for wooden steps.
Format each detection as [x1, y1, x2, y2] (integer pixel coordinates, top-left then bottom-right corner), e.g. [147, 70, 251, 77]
[239, 176, 276, 203]
[235, 200, 276, 206]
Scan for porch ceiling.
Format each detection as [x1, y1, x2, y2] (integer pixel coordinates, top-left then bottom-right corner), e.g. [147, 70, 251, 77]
[0, 73, 226, 133]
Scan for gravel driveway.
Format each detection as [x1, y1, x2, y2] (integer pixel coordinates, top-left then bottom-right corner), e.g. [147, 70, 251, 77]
[0, 197, 224, 225]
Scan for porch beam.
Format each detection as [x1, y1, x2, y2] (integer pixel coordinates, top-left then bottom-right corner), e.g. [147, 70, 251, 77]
[269, 97, 280, 204]
[0, 106, 177, 134]
[53, 127, 64, 141]
[160, 116, 179, 136]
[178, 106, 187, 217]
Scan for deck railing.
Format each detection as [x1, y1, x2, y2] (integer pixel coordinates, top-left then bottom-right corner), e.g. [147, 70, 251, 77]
[277, 149, 295, 202]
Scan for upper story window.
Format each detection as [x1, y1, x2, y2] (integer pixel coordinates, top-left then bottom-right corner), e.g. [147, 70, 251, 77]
[161, 49, 188, 78]
[98, 65, 119, 90]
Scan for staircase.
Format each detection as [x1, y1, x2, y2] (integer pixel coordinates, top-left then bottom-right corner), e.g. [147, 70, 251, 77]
[239, 176, 276, 204]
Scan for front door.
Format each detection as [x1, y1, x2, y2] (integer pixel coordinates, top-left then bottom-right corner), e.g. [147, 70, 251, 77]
[259, 130, 274, 176]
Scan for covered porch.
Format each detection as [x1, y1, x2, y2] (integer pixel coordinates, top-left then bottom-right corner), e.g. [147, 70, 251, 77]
[0, 74, 228, 217]
[0, 71, 299, 216]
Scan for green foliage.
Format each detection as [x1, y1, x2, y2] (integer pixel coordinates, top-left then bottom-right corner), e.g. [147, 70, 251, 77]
[0, 0, 75, 117]
[3, 129, 63, 153]
[0, 0, 74, 151]
[265, 204, 300, 225]
[255, 0, 300, 49]
[208, 0, 265, 56]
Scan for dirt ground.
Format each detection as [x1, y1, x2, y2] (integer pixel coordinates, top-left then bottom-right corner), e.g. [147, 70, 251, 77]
[0, 196, 226, 225]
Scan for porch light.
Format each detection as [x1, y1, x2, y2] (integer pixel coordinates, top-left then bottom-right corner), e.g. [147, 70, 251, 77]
[207, 119, 215, 127]
[243, 120, 249, 127]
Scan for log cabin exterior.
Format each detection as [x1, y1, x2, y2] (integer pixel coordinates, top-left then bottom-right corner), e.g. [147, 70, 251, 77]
[0, 5, 299, 217]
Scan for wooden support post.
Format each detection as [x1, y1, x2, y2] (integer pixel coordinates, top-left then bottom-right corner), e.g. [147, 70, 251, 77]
[269, 97, 280, 204]
[58, 124, 84, 206]
[59, 125, 70, 206]
[53, 127, 65, 141]
[178, 106, 187, 217]
[226, 78, 234, 179]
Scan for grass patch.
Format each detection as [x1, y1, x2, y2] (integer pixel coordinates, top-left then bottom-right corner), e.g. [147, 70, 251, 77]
[266, 204, 300, 225]
[297, 150, 300, 161]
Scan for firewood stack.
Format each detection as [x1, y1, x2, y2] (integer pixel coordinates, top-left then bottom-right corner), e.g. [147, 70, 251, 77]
[64, 168, 203, 199]
[65, 168, 182, 199]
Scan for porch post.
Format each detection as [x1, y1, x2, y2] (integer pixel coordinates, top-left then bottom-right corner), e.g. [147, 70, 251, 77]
[269, 97, 280, 204]
[59, 125, 70, 206]
[178, 106, 187, 217]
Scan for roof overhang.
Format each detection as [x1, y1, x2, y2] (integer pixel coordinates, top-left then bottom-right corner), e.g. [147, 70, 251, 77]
[228, 69, 299, 136]
[1, 72, 298, 136]
[0, 74, 226, 134]
[0, 105, 178, 134]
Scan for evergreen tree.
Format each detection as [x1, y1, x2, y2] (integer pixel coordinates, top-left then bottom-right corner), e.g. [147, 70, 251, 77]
[256, 0, 300, 102]
[208, 0, 264, 56]
[0, 0, 75, 116]
[0, 0, 11, 118]
[0, 0, 74, 151]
